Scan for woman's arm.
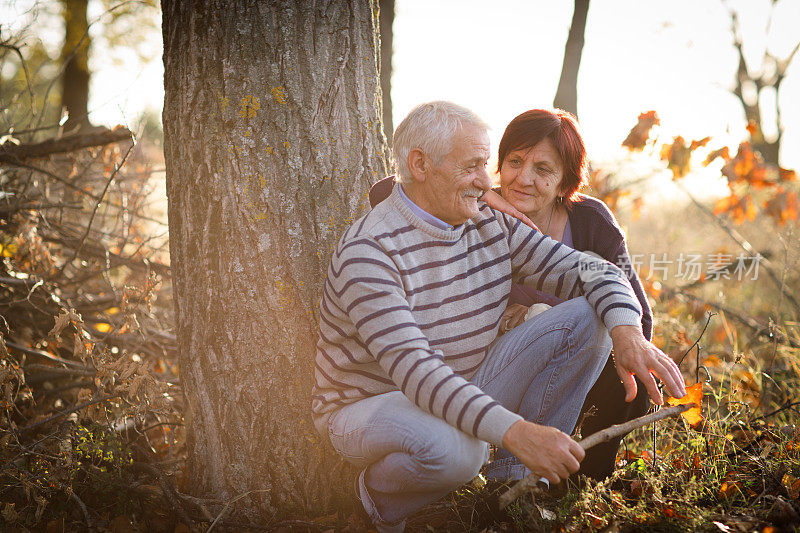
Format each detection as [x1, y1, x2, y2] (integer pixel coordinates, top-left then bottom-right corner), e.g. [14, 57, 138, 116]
[572, 197, 653, 341]
[499, 214, 685, 403]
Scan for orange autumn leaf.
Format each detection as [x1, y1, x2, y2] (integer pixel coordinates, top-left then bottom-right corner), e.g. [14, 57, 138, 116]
[763, 189, 799, 225]
[667, 382, 703, 428]
[622, 110, 660, 151]
[704, 146, 731, 166]
[713, 193, 757, 224]
[718, 480, 741, 499]
[721, 142, 776, 189]
[631, 196, 645, 221]
[94, 323, 112, 333]
[779, 167, 796, 182]
[782, 473, 800, 499]
[690, 136, 711, 150]
[660, 136, 692, 179]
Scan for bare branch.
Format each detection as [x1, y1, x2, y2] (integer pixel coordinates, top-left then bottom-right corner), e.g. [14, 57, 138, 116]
[0, 127, 132, 162]
[674, 181, 800, 313]
[0, 42, 36, 122]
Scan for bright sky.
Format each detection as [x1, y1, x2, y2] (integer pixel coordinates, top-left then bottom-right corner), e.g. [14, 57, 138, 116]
[392, 0, 800, 173]
[4, 0, 799, 173]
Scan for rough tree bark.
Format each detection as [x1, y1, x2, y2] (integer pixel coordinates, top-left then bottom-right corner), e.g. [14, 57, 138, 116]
[162, 0, 390, 519]
[60, 0, 92, 132]
[379, 0, 394, 144]
[553, 0, 589, 119]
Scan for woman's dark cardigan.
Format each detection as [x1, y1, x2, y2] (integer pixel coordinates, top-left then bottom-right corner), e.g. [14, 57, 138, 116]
[369, 178, 652, 479]
[564, 193, 652, 341]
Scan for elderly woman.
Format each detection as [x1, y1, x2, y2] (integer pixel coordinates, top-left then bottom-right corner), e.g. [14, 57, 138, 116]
[369, 108, 652, 481]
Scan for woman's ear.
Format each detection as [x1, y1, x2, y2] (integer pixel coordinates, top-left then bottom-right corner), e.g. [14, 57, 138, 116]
[407, 149, 427, 183]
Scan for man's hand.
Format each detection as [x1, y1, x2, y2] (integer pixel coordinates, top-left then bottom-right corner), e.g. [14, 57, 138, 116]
[501, 420, 584, 485]
[481, 190, 538, 231]
[500, 303, 529, 333]
[610, 325, 687, 404]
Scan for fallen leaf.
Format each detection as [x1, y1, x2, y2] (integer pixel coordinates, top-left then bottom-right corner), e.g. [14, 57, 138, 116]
[713, 521, 732, 532]
[717, 480, 741, 499]
[766, 495, 800, 524]
[2, 502, 18, 522]
[782, 473, 800, 499]
[49, 309, 82, 338]
[667, 383, 703, 428]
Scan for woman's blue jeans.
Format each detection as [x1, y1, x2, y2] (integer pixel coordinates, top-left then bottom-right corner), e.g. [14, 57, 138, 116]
[326, 297, 612, 531]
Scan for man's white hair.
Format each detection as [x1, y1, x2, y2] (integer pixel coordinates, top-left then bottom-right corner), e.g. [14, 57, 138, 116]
[392, 101, 489, 184]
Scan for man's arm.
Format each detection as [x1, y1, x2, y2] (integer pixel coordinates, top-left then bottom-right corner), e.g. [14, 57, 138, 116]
[498, 212, 686, 402]
[323, 236, 522, 446]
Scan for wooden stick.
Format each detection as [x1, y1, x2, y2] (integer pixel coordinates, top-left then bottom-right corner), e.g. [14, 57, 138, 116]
[498, 403, 693, 509]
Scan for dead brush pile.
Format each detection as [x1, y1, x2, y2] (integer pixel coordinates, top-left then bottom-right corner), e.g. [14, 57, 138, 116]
[0, 128, 187, 531]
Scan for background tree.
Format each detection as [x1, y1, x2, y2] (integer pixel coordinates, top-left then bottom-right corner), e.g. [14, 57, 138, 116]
[553, 0, 589, 118]
[162, 0, 390, 519]
[379, 0, 394, 144]
[0, 1, 159, 137]
[726, 1, 799, 165]
[60, 0, 92, 132]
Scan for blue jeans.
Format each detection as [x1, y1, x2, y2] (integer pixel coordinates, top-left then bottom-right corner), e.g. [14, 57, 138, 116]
[326, 297, 611, 531]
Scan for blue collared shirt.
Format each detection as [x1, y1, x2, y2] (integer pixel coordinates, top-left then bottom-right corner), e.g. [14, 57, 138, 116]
[397, 184, 453, 231]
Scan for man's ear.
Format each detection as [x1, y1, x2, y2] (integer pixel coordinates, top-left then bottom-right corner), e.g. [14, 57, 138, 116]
[407, 149, 427, 183]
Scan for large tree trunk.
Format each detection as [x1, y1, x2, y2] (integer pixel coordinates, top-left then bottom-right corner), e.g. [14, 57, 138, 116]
[553, 0, 589, 119]
[379, 0, 394, 144]
[162, 0, 390, 520]
[60, 0, 92, 132]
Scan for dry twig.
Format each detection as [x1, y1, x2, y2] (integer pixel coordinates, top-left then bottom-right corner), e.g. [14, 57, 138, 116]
[498, 403, 694, 509]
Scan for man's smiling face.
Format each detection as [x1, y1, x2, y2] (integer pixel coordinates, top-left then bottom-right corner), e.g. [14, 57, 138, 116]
[420, 124, 492, 225]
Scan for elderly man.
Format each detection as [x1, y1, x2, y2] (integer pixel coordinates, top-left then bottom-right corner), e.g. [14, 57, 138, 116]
[311, 101, 685, 532]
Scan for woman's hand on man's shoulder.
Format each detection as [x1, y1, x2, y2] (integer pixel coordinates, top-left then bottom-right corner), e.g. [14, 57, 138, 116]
[481, 190, 538, 231]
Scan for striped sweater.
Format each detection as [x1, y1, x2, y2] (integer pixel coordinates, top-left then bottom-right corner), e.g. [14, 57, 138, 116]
[312, 185, 642, 446]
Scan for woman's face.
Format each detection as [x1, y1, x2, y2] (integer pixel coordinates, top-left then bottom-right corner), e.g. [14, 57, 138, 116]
[499, 137, 565, 216]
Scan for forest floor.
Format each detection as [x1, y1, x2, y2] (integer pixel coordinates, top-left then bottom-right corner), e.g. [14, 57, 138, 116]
[1, 131, 798, 532]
